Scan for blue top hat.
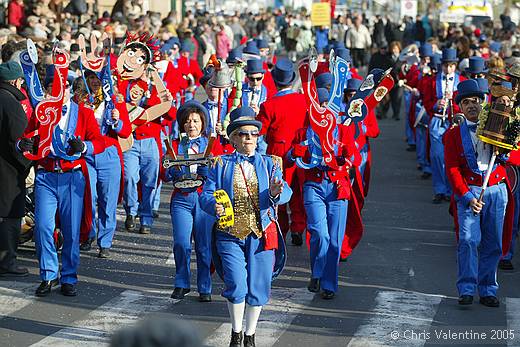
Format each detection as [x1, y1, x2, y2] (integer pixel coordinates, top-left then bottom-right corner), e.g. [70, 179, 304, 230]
[226, 106, 263, 136]
[474, 77, 489, 94]
[180, 40, 193, 53]
[490, 41, 502, 53]
[336, 47, 351, 62]
[344, 78, 362, 92]
[441, 48, 458, 63]
[479, 34, 487, 42]
[255, 38, 269, 49]
[160, 43, 172, 53]
[166, 37, 180, 48]
[245, 59, 265, 74]
[419, 43, 433, 58]
[466, 56, 488, 75]
[317, 88, 329, 104]
[315, 72, 332, 89]
[272, 58, 296, 86]
[226, 48, 243, 64]
[430, 53, 442, 70]
[177, 100, 209, 132]
[243, 41, 260, 55]
[454, 80, 485, 104]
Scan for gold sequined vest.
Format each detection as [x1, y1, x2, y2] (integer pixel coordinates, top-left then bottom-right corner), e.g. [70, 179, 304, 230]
[228, 164, 263, 240]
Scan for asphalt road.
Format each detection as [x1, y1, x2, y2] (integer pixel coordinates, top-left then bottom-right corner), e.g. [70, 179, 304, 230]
[1, 116, 520, 347]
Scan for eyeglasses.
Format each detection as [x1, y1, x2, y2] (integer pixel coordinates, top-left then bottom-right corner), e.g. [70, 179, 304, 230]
[238, 130, 260, 137]
[248, 76, 263, 82]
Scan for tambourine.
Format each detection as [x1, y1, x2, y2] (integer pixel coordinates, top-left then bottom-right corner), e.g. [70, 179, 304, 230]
[214, 189, 234, 229]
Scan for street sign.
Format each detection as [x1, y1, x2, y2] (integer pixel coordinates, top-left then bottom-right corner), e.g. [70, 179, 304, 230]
[311, 2, 331, 27]
[400, 0, 417, 19]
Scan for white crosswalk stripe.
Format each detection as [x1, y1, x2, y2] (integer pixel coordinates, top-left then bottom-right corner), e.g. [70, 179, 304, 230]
[205, 287, 314, 347]
[0, 281, 36, 317]
[346, 290, 442, 347]
[30, 290, 178, 347]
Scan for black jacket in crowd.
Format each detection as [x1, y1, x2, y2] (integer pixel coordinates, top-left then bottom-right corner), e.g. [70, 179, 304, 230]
[0, 82, 31, 218]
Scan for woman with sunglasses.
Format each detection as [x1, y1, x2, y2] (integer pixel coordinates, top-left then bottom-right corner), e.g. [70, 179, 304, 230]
[200, 106, 292, 347]
[164, 100, 223, 302]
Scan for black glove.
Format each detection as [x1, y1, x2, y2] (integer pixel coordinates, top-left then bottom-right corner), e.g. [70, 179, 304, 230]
[18, 137, 37, 153]
[68, 137, 85, 154]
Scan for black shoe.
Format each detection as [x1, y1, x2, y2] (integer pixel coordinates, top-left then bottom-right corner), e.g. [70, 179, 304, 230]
[170, 287, 190, 299]
[458, 295, 473, 305]
[79, 238, 93, 251]
[98, 248, 111, 258]
[291, 232, 303, 246]
[139, 225, 151, 234]
[321, 290, 335, 300]
[229, 330, 243, 347]
[393, 117, 401, 121]
[498, 259, 514, 270]
[0, 266, 29, 277]
[443, 194, 451, 202]
[406, 145, 416, 152]
[479, 296, 500, 307]
[35, 279, 59, 297]
[307, 278, 320, 293]
[432, 194, 443, 204]
[199, 293, 212, 302]
[60, 283, 77, 297]
[125, 215, 136, 232]
[152, 210, 159, 218]
[339, 257, 348, 263]
[421, 172, 432, 180]
[244, 333, 256, 347]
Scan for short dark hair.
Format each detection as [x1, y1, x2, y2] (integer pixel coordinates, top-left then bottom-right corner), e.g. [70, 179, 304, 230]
[125, 42, 152, 65]
[177, 106, 207, 135]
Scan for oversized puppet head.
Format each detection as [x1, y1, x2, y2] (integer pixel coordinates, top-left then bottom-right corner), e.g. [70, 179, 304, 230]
[117, 32, 161, 80]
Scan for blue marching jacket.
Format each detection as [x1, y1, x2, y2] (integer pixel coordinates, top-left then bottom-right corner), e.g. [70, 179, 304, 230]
[200, 151, 293, 279]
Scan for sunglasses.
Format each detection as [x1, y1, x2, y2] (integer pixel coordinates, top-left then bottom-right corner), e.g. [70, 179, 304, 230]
[238, 130, 260, 137]
[248, 76, 263, 81]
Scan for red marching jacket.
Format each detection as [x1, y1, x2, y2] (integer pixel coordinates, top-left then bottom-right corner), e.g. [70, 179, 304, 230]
[443, 123, 520, 255]
[26, 102, 105, 242]
[289, 124, 361, 200]
[256, 91, 308, 184]
[422, 72, 466, 120]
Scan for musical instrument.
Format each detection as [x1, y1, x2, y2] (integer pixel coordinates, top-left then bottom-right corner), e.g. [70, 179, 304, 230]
[214, 189, 234, 229]
[22, 46, 70, 161]
[473, 63, 520, 212]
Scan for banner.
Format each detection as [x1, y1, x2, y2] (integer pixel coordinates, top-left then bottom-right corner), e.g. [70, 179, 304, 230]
[311, 2, 331, 27]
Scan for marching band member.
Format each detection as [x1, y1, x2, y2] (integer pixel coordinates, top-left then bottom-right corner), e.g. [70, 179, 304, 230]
[200, 106, 292, 347]
[423, 48, 465, 204]
[444, 80, 520, 307]
[179, 40, 203, 102]
[20, 72, 104, 297]
[242, 59, 268, 115]
[256, 58, 308, 245]
[165, 100, 216, 301]
[289, 105, 361, 300]
[79, 71, 131, 257]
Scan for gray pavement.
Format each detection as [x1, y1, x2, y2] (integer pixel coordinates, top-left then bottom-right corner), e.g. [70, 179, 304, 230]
[1, 116, 520, 347]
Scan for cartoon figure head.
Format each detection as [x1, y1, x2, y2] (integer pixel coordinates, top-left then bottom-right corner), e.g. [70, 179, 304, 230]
[117, 32, 161, 80]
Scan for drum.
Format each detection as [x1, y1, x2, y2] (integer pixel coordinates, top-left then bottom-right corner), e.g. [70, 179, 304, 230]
[478, 102, 515, 150]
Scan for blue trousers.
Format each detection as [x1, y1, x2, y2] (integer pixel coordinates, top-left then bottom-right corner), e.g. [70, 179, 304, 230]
[170, 192, 213, 294]
[123, 137, 159, 226]
[404, 91, 415, 146]
[457, 183, 508, 297]
[304, 180, 348, 293]
[86, 145, 121, 249]
[504, 186, 520, 261]
[152, 133, 168, 211]
[429, 117, 451, 195]
[216, 231, 274, 306]
[415, 105, 431, 174]
[34, 170, 85, 284]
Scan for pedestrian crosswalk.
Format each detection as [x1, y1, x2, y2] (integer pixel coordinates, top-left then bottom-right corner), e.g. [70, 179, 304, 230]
[1, 279, 519, 347]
